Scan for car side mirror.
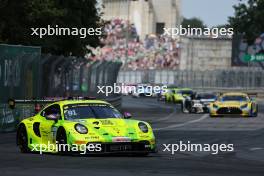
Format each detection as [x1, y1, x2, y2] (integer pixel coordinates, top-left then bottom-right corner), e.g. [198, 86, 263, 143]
[124, 112, 132, 119]
[45, 114, 60, 122]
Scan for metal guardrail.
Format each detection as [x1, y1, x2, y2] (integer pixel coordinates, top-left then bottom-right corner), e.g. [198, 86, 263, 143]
[118, 69, 264, 88]
[0, 95, 122, 133]
[106, 95, 122, 110]
[0, 44, 123, 132]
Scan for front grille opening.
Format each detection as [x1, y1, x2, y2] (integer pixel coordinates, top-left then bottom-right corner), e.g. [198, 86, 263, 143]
[217, 107, 242, 114]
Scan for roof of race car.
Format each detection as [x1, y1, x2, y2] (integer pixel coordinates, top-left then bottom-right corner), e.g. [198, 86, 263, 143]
[221, 92, 248, 97]
[56, 99, 110, 106]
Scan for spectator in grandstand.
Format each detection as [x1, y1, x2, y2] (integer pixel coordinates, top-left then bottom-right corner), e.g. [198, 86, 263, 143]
[87, 18, 181, 70]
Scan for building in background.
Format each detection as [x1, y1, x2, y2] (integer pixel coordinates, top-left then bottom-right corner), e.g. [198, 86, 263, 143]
[180, 37, 232, 70]
[102, 0, 182, 39]
[100, 0, 234, 71]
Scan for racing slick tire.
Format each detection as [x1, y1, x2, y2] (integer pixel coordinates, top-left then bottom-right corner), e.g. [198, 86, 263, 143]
[56, 127, 69, 154]
[250, 105, 258, 117]
[181, 102, 184, 113]
[165, 97, 170, 103]
[17, 124, 30, 153]
[210, 114, 220, 118]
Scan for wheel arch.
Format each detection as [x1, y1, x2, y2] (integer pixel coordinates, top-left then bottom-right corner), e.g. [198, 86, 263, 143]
[16, 122, 28, 146]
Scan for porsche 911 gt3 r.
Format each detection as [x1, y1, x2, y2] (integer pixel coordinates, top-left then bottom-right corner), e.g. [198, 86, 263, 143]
[15, 99, 156, 155]
[209, 92, 258, 117]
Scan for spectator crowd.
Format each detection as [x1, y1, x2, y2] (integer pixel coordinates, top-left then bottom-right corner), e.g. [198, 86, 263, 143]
[86, 18, 181, 70]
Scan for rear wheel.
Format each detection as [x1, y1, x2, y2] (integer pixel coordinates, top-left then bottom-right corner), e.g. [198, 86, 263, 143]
[173, 97, 178, 104]
[181, 102, 184, 113]
[17, 125, 30, 153]
[165, 96, 169, 103]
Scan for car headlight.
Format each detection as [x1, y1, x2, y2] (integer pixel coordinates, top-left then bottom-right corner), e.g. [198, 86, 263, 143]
[74, 123, 88, 134]
[240, 104, 248, 109]
[138, 122, 148, 133]
[213, 104, 218, 109]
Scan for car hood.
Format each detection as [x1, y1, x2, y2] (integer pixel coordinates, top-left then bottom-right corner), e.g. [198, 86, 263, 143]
[216, 101, 248, 107]
[69, 118, 142, 137]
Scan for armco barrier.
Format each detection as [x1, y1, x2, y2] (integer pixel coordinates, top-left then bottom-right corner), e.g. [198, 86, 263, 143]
[0, 95, 122, 133]
[106, 95, 122, 110]
[118, 69, 264, 88]
[0, 104, 35, 132]
[0, 44, 123, 132]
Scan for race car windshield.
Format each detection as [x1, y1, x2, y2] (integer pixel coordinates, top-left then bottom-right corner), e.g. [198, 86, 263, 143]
[179, 90, 193, 95]
[220, 96, 248, 102]
[196, 94, 216, 100]
[63, 104, 123, 120]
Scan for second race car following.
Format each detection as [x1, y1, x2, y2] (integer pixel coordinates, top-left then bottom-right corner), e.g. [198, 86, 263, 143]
[183, 92, 217, 113]
[15, 99, 156, 155]
[165, 88, 194, 103]
[164, 87, 176, 102]
[209, 92, 258, 117]
[172, 88, 194, 104]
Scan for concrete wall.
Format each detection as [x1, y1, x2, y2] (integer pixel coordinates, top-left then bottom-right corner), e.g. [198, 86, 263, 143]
[102, 0, 181, 39]
[179, 37, 232, 70]
[152, 0, 181, 28]
[117, 68, 264, 88]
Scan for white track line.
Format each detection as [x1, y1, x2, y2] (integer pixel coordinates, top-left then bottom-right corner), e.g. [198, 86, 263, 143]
[152, 106, 178, 123]
[249, 147, 264, 151]
[154, 114, 208, 131]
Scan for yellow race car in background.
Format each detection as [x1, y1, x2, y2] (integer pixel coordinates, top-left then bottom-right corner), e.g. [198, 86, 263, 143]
[209, 92, 258, 117]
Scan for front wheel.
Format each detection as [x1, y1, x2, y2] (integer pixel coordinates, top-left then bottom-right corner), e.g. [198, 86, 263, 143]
[251, 105, 258, 117]
[56, 128, 69, 154]
[17, 125, 30, 153]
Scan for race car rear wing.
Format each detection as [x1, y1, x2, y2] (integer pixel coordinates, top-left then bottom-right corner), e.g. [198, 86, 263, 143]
[7, 97, 97, 110]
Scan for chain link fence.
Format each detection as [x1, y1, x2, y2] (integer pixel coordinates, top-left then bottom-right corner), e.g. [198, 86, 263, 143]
[0, 44, 122, 132]
[118, 68, 264, 88]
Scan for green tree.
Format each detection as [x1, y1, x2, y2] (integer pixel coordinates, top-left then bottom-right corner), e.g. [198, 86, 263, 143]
[229, 0, 264, 44]
[0, 0, 101, 56]
[181, 17, 207, 29]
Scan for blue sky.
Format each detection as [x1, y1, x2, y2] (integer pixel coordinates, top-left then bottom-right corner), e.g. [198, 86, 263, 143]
[181, 0, 245, 27]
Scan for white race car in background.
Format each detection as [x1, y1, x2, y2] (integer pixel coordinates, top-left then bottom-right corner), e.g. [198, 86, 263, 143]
[183, 93, 217, 113]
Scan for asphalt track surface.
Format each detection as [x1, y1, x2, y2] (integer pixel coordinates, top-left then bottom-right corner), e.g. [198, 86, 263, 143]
[1, 96, 264, 176]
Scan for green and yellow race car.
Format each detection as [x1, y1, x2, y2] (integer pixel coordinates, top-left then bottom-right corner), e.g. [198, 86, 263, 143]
[209, 92, 258, 117]
[15, 99, 156, 155]
[165, 88, 194, 104]
[164, 88, 176, 102]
